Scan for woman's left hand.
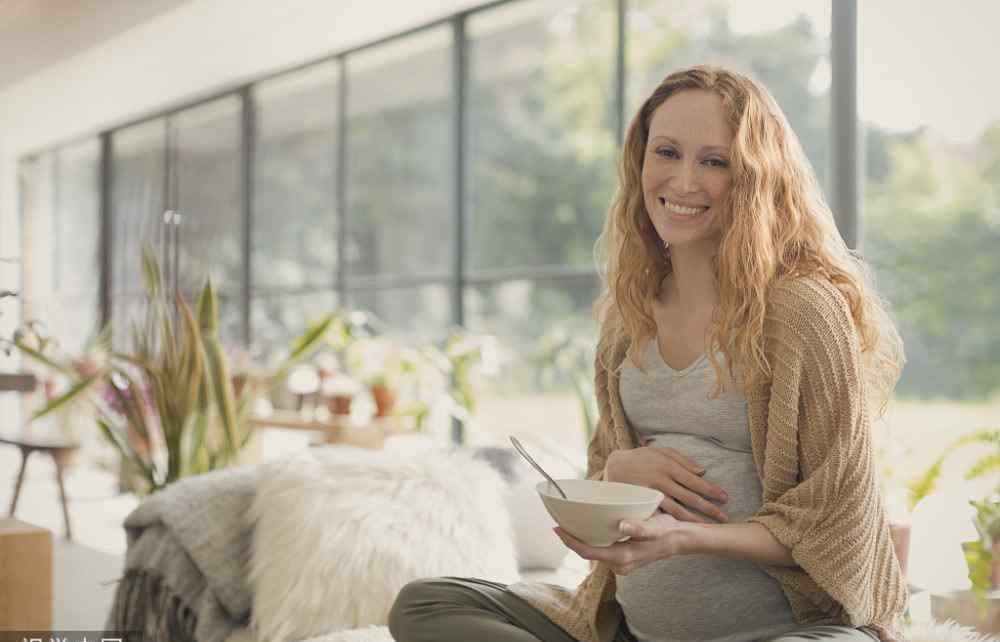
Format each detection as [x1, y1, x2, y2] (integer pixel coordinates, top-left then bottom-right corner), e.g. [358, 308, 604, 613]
[554, 512, 700, 576]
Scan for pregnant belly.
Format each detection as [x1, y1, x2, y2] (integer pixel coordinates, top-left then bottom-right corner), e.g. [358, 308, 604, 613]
[616, 553, 796, 642]
[615, 433, 796, 641]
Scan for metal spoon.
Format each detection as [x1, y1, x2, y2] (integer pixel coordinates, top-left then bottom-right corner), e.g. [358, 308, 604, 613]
[509, 435, 568, 499]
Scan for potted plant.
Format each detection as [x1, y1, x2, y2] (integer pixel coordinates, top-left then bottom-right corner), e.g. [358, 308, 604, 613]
[11, 245, 335, 495]
[322, 371, 360, 418]
[907, 428, 1000, 629]
[345, 337, 405, 420]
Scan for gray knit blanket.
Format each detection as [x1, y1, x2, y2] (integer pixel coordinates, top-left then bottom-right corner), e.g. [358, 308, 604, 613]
[105, 465, 259, 642]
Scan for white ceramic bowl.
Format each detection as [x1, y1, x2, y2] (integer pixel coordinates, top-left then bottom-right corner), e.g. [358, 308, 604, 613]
[536, 479, 664, 547]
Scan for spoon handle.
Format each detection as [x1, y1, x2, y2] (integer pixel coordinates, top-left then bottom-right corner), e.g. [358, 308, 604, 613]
[509, 436, 568, 499]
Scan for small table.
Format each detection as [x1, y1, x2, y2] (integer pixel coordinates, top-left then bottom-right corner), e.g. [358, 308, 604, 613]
[1, 434, 80, 541]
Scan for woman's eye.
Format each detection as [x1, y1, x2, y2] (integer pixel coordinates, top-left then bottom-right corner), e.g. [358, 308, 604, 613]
[656, 147, 678, 159]
[705, 158, 729, 168]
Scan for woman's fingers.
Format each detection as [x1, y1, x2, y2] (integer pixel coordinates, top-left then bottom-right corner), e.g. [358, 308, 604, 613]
[672, 465, 729, 505]
[658, 496, 711, 524]
[667, 481, 728, 522]
[654, 446, 704, 475]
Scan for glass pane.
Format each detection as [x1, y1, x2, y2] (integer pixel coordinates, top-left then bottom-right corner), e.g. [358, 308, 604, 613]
[860, 2, 1000, 505]
[174, 95, 243, 297]
[254, 61, 339, 291]
[251, 289, 338, 351]
[109, 294, 144, 351]
[111, 118, 167, 296]
[20, 153, 55, 306]
[467, 0, 617, 273]
[347, 284, 452, 344]
[627, 1, 832, 193]
[463, 276, 599, 452]
[19, 145, 101, 356]
[345, 27, 454, 281]
[55, 139, 101, 297]
[27, 293, 101, 358]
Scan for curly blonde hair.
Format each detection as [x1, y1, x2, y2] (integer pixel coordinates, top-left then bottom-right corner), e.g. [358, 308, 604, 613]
[593, 65, 904, 416]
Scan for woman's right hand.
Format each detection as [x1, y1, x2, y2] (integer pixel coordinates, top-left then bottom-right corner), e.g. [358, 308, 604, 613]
[604, 444, 729, 523]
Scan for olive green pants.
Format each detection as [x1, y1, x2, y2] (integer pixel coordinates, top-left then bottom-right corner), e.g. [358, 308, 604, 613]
[387, 577, 882, 642]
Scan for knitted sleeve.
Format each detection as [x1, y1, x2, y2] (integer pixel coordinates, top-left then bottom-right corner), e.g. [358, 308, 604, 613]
[749, 278, 907, 632]
[587, 350, 614, 482]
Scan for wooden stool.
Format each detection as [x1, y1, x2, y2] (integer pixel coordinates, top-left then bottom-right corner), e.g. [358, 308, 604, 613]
[1, 435, 80, 541]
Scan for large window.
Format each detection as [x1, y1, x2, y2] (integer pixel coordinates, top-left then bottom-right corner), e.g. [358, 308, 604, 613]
[252, 61, 340, 346]
[23, 0, 983, 459]
[21, 140, 102, 355]
[860, 1, 1000, 506]
[464, 0, 616, 450]
[344, 27, 455, 284]
[174, 96, 244, 344]
[110, 118, 167, 349]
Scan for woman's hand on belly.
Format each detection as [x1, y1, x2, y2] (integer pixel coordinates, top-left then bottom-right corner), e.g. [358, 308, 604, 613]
[554, 512, 698, 576]
[605, 443, 729, 523]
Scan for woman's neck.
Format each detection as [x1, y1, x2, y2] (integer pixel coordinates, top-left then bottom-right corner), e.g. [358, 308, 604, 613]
[662, 242, 719, 317]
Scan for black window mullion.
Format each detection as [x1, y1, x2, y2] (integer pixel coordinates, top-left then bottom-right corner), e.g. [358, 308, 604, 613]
[616, 0, 627, 146]
[336, 57, 348, 305]
[241, 86, 254, 347]
[831, 0, 858, 249]
[452, 15, 470, 444]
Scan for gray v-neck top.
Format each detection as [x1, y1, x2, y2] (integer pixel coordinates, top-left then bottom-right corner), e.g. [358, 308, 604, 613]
[615, 339, 797, 642]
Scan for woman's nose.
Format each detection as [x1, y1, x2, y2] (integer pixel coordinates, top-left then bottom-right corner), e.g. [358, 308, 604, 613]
[674, 162, 700, 194]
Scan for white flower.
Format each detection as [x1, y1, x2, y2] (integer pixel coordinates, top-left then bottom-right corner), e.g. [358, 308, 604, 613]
[287, 364, 320, 395]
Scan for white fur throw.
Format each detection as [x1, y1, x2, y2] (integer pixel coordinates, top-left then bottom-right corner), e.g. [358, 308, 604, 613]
[249, 447, 520, 642]
[295, 619, 1000, 642]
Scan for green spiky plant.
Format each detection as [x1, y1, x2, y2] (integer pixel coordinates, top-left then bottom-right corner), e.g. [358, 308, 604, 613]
[14, 245, 335, 494]
[908, 429, 1000, 599]
[906, 430, 1000, 511]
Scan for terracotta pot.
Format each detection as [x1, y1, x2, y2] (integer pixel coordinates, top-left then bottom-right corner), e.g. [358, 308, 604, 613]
[991, 541, 1000, 589]
[232, 374, 247, 399]
[889, 522, 911, 580]
[326, 394, 353, 417]
[371, 384, 396, 418]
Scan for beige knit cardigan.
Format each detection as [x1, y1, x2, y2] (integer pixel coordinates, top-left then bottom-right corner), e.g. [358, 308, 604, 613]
[509, 276, 909, 642]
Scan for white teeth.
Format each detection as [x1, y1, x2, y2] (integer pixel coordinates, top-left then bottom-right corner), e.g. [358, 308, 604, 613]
[658, 198, 707, 216]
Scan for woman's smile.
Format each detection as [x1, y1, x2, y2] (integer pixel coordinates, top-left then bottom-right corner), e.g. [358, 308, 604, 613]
[655, 196, 710, 221]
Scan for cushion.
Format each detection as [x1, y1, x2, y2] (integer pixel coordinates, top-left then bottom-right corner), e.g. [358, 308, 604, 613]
[248, 446, 520, 642]
[479, 444, 578, 571]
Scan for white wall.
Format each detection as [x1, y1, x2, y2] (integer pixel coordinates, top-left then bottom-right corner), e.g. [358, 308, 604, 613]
[0, 0, 483, 287]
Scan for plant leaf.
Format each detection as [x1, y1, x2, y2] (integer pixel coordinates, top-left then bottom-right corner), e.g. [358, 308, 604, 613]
[202, 335, 238, 456]
[97, 417, 155, 487]
[13, 340, 76, 377]
[197, 279, 218, 335]
[177, 295, 204, 416]
[108, 367, 152, 447]
[29, 375, 100, 421]
[140, 244, 163, 299]
[907, 456, 946, 511]
[280, 314, 336, 374]
[966, 452, 1000, 480]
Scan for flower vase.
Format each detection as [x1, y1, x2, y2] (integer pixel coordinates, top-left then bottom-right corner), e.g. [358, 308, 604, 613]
[888, 522, 911, 580]
[371, 384, 396, 418]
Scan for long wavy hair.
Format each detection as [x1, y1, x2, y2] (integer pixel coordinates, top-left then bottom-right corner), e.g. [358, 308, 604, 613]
[593, 65, 904, 417]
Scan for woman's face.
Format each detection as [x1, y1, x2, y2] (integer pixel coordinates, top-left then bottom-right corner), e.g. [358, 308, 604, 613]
[641, 89, 734, 250]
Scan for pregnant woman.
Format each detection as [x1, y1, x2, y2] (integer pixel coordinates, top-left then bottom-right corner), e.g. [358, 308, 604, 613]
[389, 65, 907, 642]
